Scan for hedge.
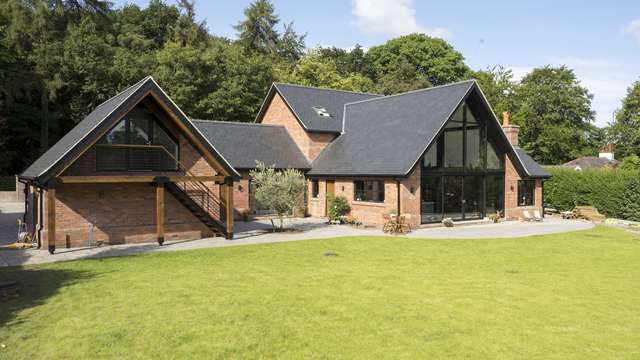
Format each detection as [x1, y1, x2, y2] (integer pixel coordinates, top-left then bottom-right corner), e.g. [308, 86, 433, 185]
[0, 176, 15, 191]
[544, 167, 637, 219]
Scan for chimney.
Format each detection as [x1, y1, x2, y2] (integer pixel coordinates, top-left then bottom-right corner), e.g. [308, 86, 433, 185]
[501, 112, 519, 146]
[599, 143, 614, 161]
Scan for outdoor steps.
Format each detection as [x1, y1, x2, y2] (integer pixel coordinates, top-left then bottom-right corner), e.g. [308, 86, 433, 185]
[164, 182, 226, 237]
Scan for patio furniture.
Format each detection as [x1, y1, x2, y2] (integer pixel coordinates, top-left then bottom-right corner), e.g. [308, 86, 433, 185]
[533, 210, 544, 221]
[522, 210, 542, 222]
[383, 214, 410, 234]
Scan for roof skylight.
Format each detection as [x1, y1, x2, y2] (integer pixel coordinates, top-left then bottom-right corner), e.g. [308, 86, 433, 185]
[312, 106, 331, 118]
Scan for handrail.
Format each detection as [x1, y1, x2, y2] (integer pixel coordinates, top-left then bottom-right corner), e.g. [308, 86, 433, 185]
[96, 143, 225, 222]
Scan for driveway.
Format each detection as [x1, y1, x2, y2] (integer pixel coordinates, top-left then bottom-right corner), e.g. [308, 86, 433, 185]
[0, 215, 594, 267]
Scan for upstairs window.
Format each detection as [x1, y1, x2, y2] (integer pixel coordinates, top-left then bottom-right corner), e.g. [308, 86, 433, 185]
[517, 180, 535, 206]
[354, 180, 385, 203]
[312, 106, 331, 118]
[96, 112, 179, 172]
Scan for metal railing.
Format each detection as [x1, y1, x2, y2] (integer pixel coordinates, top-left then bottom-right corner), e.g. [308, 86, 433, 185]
[96, 143, 224, 223]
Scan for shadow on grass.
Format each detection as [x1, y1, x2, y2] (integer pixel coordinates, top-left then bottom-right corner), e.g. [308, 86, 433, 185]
[0, 266, 95, 327]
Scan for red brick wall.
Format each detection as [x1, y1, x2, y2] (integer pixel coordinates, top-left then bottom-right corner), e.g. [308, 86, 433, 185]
[504, 153, 543, 220]
[233, 170, 251, 219]
[260, 93, 336, 161]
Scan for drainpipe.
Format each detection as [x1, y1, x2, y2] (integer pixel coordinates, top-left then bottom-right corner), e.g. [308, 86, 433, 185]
[396, 180, 401, 216]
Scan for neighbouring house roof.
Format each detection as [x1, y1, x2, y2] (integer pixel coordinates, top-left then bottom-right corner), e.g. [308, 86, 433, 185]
[255, 82, 382, 133]
[563, 156, 619, 170]
[513, 147, 551, 178]
[193, 120, 310, 170]
[20, 76, 240, 186]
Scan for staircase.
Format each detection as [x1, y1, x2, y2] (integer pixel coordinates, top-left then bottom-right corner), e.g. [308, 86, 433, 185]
[165, 180, 228, 238]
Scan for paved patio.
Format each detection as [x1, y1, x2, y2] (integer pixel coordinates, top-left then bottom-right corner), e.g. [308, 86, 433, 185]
[0, 201, 594, 267]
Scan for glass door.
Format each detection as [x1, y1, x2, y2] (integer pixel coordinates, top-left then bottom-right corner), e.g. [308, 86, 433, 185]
[444, 176, 463, 220]
[463, 176, 483, 220]
[421, 176, 442, 223]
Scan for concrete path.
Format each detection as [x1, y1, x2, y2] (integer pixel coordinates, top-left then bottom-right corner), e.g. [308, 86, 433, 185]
[0, 215, 594, 267]
[0, 202, 24, 246]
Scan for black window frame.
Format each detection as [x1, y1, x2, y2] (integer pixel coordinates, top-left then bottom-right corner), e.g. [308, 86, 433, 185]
[311, 179, 320, 198]
[96, 111, 180, 172]
[517, 180, 536, 207]
[354, 180, 385, 203]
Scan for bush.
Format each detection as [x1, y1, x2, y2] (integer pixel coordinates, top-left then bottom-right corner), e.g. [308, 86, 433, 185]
[622, 178, 640, 221]
[544, 167, 637, 219]
[328, 195, 350, 221]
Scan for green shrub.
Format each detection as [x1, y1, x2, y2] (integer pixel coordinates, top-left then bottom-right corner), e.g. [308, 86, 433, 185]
[328, 195, 350, 221]
[544, 167, 637, 219]
[622, 178, 640, 221]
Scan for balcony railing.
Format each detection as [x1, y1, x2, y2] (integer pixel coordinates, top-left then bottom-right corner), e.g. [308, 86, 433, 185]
[96, 144, 178, 172]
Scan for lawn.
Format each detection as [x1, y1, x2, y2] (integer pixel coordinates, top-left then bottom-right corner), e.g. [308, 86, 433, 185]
[1, 226, 639, 359]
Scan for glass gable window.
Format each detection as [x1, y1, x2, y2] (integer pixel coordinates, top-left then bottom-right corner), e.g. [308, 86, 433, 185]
[354, 180, 385, 202]
[420, 98, 506, 223]
[517, 180, 535, 206]
[97, 111, 179, 171]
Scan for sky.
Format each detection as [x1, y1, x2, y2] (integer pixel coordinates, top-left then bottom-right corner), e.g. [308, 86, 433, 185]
[113, 0, 640, 127]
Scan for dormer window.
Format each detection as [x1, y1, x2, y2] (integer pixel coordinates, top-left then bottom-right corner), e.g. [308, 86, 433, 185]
[312, 106, 331, 118]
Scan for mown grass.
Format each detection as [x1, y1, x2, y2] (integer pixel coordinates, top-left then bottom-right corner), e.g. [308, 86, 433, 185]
[1, 226, 639, 359]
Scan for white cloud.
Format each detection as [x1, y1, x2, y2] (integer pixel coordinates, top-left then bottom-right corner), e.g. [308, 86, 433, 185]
[623, 19, 640, 43]
[352, 0, 450, 38]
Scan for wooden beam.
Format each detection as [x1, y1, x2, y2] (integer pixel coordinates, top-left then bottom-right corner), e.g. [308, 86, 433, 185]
[156, 183, 165, 246]
[225, 181, 234, 239]
[58, 175, 224, 184]
[46, 189, 56, 254]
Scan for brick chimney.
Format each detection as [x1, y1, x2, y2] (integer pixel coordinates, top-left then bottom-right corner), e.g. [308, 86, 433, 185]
[598, 143, 614, 161]
[501, 112, 519, 146]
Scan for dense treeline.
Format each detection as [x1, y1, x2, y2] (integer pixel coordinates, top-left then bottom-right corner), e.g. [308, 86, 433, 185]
[0, 0, 625, 176]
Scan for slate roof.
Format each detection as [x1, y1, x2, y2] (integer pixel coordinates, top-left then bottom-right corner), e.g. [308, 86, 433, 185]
[309, 81, 478, 176]
[20, 76, 240, 185]
[513, 146, 551, 178]
[563, 156, 619, 170]
[193, 120, 310, 170]
[255, 83, 382, 133]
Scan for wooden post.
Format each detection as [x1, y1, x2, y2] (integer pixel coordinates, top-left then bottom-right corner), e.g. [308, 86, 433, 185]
[156, 183, 165, 245]
[225, 179, 234, 239]
[46, 188, 56, 254]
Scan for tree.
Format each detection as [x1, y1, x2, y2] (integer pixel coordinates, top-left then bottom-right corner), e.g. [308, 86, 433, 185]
[468, 66, 517, 117]
[234, 0, 279, 54]
[365, 33, 470, 86]
[276, 21, 305, 62]
[609, 80, 640, 159]
[512, 66, 596, 165]
[249, 162, 306, 231]
[375, 62, 431, 95]
[622, 177, 640, 221]
[281, 56, 374, 93]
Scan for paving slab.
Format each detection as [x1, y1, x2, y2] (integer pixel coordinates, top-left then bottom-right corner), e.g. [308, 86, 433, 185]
[0, 216, 594, 267]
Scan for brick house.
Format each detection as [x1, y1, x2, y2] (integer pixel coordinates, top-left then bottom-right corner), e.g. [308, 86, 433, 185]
[19, 77, 548, 252]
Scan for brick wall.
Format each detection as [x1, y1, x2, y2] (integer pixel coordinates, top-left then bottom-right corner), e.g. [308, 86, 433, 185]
[233, 170, 251, 219]
[308, 179, 327, 217]
[504, 153, 543, 220]
[260, 93, 336, 161]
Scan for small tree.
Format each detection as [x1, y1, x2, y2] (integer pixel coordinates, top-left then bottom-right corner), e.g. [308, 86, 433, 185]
[622, 177, 640, 221]
[250, 162, 306, 231]
[327, 195, 350, 222]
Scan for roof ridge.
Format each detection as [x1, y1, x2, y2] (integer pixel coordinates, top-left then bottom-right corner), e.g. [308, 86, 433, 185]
[344, 79, 477, 107]
[273, 82, 382, 97]
[93, 76, 152, 110]
[192, 119, 285, 128]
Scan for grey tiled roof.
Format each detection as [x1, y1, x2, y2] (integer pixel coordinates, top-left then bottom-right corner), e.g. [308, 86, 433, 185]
[513, 147, 551, 177]
[309, 81, 477, 176]
[20, 76, 240, 185]
[256, 83, 382, 133]
[563, 156, 619, 169]
[193, 120, 310, 170]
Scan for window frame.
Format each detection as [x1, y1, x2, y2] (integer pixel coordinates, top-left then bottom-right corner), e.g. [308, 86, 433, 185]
[311, 179, 320, 198]
[353, 180, 385, 203]
[517, 180, 536, 207]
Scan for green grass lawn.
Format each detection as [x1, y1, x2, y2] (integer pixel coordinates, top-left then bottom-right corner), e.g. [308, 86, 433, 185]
[1, 226, 639, 359]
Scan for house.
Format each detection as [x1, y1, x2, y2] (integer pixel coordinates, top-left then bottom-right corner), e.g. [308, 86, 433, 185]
[562, 144, 619, 171]
[19, 76, 549, 253]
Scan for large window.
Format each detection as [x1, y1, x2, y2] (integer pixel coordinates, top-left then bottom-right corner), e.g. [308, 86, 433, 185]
[354, 180, 385, 202]
[311, 180, 319, 198]
[517, 180, 536, 206]
[97, 112, 179, 171]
